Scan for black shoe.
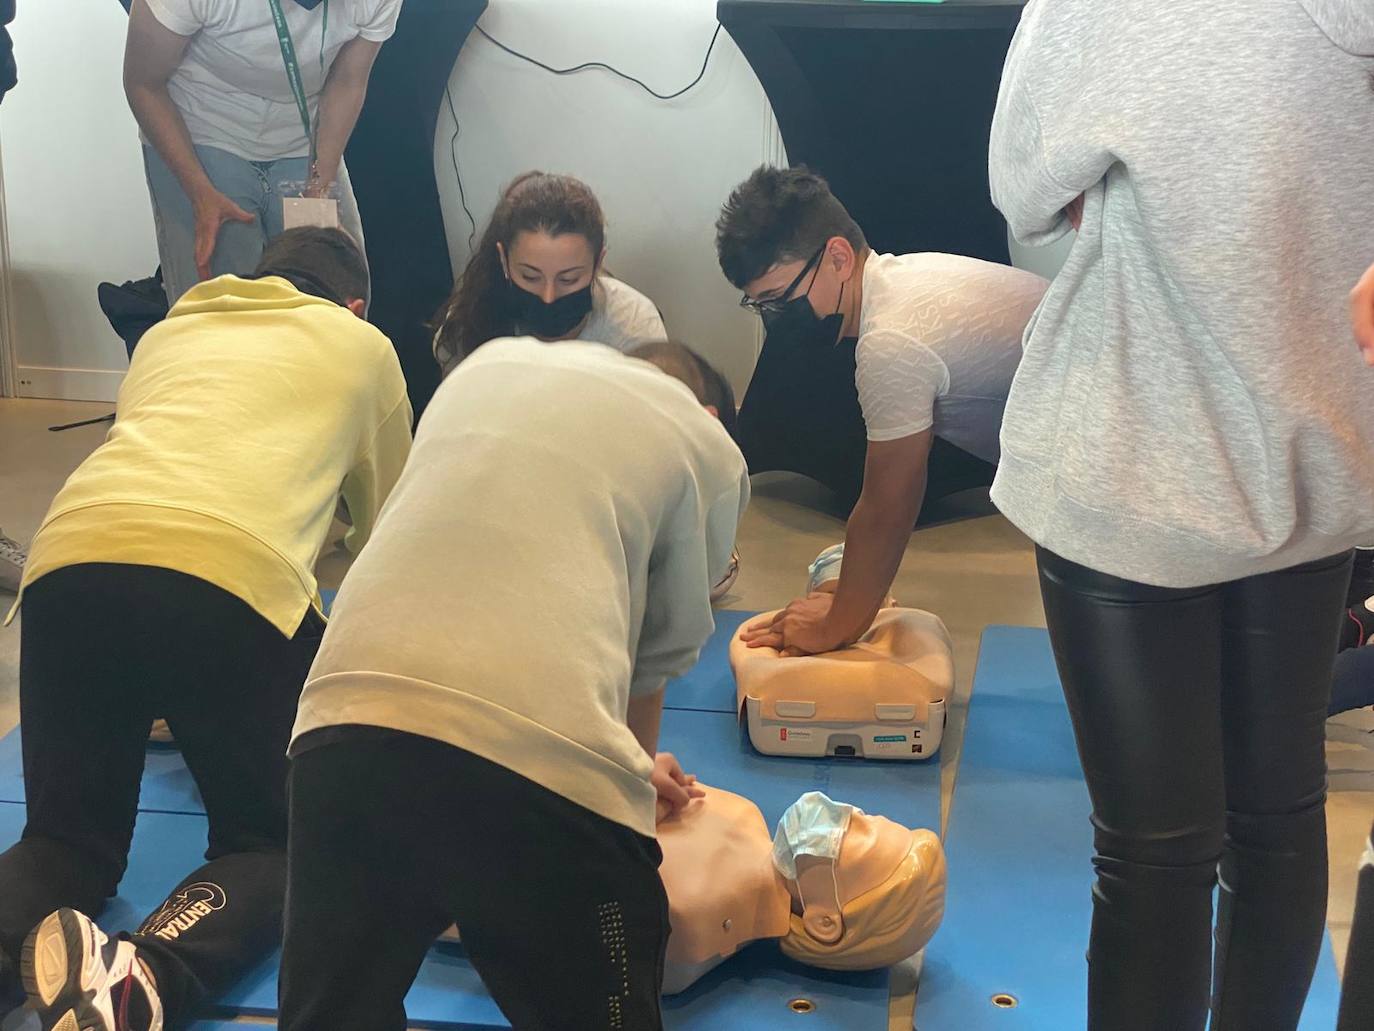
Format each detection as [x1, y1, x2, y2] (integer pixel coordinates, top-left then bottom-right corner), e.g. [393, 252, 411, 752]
[1340, 601, 1374, 652]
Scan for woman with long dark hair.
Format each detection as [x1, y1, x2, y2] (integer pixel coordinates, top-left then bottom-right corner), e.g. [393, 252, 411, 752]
[433, 172, 665, 372]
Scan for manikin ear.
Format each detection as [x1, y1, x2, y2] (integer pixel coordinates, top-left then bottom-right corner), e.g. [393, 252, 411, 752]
[825, 235, 858, 284]
[345, 298, 367, 318]
[794, 854, 844, 944]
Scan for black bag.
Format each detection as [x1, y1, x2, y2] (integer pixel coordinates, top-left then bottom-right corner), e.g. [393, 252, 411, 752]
[97, 268, 170, 359]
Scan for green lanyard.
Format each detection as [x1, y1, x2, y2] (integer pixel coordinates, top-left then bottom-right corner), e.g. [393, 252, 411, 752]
[266, 0, 329, 167]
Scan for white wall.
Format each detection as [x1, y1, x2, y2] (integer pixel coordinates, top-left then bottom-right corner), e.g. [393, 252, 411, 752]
[436, 0, 777, 394]
[0, 0, 776, 400]
[0, 1, 155, 401]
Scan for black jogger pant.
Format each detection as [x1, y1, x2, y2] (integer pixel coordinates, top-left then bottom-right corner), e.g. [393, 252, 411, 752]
[1037, 547, 1350, 1031]
[278, 727, 670, 1031]
[0, 563, 322, 1025]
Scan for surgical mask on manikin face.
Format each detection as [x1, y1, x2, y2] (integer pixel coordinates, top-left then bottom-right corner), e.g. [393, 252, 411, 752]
[503, 267, 596, 340]
[761, 278, 847, 350]
[771, 792, 858, 880]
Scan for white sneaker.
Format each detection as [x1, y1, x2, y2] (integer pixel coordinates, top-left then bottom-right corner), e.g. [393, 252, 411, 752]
[21, 910, 162, 1031]
[0, 531, 25, 595]
[710, 548, 740, 604]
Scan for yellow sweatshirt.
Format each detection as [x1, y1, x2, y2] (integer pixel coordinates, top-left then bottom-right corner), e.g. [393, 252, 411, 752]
[6, 275, 412, 636]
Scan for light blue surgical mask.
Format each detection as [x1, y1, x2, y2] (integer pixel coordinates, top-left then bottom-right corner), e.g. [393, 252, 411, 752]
[806, 544, 845, 594]
[771, 791, 858, 880]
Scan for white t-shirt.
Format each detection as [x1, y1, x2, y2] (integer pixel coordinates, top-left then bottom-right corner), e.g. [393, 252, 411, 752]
[145, 0, 403, 162]
[855, 252, 1047, 462]
[291, 339, 749, 838]
[577, 275, 667, 352]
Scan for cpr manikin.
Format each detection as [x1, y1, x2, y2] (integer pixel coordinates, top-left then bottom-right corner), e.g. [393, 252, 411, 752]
[656, 785, 946, 993]
[733, 545, 952, 760]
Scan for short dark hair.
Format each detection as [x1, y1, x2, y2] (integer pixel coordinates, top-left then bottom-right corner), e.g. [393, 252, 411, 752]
[715, 166, 867, 290]
[629, 340, 738, 442]
[254, 227, 369, 307]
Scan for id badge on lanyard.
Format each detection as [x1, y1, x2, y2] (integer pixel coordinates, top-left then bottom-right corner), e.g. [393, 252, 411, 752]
[267, 0, 339, 228]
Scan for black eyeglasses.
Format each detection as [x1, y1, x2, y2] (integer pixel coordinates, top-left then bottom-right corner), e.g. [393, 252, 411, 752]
[739, 244, 825, 317]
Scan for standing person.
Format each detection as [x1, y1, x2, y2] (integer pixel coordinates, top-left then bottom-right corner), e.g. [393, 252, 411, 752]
[988, 2, 1374, 1029]
[0, 228, 411, 1031]
[431, 172, 666, 373]
[123, 0, 402, 305]
[277, 338, 748, 1031]
[717, 166, 1047, 656]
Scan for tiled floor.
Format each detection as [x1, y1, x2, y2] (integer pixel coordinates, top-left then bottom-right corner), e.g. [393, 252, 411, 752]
[0, 397, 1369, 1030]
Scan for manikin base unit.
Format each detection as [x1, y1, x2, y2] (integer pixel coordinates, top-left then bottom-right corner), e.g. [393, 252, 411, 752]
[734, 608, 953, 761]
[742, 696, 946, 760]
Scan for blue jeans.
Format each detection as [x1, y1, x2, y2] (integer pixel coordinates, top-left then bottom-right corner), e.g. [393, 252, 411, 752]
[143, 143, 367, 305]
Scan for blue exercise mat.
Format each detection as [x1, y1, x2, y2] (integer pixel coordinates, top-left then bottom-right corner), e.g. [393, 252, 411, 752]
[663, 610, 757, 713]
[0, 728, 204, 816]
[915, 626, 1343, 1030]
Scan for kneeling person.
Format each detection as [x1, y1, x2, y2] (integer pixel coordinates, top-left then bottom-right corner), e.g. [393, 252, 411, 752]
[278, 339, 749, 1031]
[0, 228, 412, 1031]
[717, 166, 1048, 655]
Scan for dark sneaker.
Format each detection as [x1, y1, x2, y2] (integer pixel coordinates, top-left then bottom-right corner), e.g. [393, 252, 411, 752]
[1341, 600, 1374, 653]
[21, 910, 161, 1031]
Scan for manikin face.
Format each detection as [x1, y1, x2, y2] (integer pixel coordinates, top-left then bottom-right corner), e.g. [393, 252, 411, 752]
[497, 229, 601, 340]
[787, 810, 916, 943]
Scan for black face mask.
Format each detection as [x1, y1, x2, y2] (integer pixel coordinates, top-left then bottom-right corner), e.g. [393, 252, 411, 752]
[761, 280, 847, 350]
[293, 0, 327, 9]
[505, 276, 595, 340]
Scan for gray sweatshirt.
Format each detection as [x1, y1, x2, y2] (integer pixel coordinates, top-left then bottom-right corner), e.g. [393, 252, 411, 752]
[989, 0, 1374, 587]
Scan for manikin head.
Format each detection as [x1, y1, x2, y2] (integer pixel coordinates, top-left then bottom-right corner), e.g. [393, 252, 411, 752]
[253, 226, 369, 317]
[715, 166, 869, 345]
[657, 785, 945, 992]
[772, 793, 946, 971]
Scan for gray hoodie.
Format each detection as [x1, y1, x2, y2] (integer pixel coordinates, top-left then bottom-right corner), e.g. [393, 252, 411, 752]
[989, 0, 1374, 587]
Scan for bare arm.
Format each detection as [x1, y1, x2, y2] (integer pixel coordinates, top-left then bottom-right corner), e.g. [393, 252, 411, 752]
[827, 431, 932, 639]
[742, 430, 932, 655]
[626, 687, 664, 757]
[307, 36, 381, 195]
[627, 688, 702, 822]
[124, 0, 254, 279]
[1353, 262, 1374, 367]
[124, 1, 208, 204]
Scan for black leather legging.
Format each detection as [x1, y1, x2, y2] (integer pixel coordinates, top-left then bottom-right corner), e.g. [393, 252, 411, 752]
[1037, 547, 1352, 1031]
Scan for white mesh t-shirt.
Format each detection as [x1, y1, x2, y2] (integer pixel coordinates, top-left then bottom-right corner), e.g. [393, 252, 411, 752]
[144, 0, 403, 162]
[855, 252, 1048, 462]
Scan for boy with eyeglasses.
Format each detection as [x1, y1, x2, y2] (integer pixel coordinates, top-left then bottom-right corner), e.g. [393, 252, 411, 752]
[716, 165, 1047, 656]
